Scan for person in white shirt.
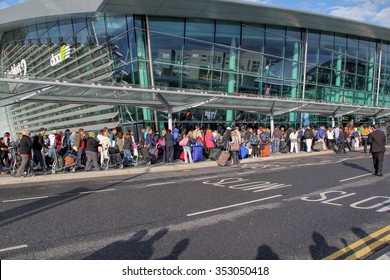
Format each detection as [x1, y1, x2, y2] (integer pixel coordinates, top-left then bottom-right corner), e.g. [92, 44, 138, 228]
[326, 127, 334, 149]
[289, 128, 299, 153]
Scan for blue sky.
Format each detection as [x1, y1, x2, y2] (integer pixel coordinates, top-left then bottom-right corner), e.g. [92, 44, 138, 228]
[1, 0, 390, 26]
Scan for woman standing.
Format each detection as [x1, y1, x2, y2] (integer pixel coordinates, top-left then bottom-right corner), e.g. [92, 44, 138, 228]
[16, 130, 34, 177]
[230, 130, 240, 167]
[183, 130, 195, 164]
[123, 132, 133, 166]
[289, 128, 299, 153]
[204, 129, 215, 155]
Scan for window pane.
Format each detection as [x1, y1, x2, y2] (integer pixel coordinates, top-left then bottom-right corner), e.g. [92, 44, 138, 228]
[215, 21, 240, 46]
[106, 16, 127, 37]
[264, 26, 285, 57]
[242, 25, 264, 52]
[186, 19, 214, 42]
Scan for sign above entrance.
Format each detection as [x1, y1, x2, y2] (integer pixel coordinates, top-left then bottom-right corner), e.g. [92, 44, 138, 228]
[4, 59, 27, 77]
[50, 45, 71, 67]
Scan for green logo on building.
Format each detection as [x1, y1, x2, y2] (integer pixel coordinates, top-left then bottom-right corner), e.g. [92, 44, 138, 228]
[50, 45, 71, 66]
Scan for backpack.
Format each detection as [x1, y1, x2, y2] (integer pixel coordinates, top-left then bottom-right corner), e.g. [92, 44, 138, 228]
[261, 133, 269, 143]
[250, 134, 259, 145]
[304, 129, 313, 139]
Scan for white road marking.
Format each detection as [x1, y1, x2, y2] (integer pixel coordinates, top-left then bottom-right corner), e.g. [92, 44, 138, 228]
[237, 171, 256, 175]
[146, 182, 175, 187]
[340, 174, 372, 182]
[79, 188, 116, 194]
[193, 176, 219, 181]
[270, 167, 286, 170]
[0, 244, 28, 253]
[3, 196, 49, 203]
[187, 195, 283, 217]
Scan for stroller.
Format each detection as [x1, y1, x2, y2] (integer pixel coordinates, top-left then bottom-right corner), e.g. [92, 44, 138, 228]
[50, 148, 76, 174]
[101, 145, 123, 170]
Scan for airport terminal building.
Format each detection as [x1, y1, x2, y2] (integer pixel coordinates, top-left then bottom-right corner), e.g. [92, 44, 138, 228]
[1, 0, 390, 136]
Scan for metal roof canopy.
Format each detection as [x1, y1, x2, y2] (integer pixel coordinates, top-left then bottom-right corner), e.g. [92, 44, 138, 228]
[1, 77, 389, 120]
[1, 0, 390, 42]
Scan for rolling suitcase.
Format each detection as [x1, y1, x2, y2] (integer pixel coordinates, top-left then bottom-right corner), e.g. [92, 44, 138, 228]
[260, 144, 270, 157]
[192, 146, 203, 162]
[209, 148, 222, 161]
[238, 146, 249, 159]
[217, 150, 230, 166]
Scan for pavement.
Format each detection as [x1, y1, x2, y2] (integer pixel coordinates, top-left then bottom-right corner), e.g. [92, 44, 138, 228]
[0, 145, 389, 260]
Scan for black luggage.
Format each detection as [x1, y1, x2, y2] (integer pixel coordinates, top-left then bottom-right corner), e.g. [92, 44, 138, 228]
[209, 148, 222, 161]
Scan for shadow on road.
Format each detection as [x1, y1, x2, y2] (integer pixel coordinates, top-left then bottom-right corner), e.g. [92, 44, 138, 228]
[309, 231, 339, 260]
[342, 162, 372, 173]
[255, 245, 280, 260]
[0, 173, 146, 228]
[84, 229, 190, 260]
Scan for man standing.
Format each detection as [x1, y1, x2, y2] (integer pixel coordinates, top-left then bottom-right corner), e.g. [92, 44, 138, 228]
[368, 124, 386, 176]
[304, 125, 315, 153]
[73, 128, 87, 169]
[32, 127, 49, 174]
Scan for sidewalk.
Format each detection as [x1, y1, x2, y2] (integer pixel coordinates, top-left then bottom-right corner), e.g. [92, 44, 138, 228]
[0, 148, 338, 186]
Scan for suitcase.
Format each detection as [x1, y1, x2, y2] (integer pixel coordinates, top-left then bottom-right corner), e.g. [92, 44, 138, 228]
[217, 150, 230, 166]
[260, 144, 270, 157]
[180, 151, 185, 161]
[192, 146, 203, 162]
[209, 148, 222, 161]
[238, 146, 249, 159]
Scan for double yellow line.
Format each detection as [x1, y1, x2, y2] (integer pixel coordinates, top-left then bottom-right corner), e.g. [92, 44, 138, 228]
[323, 225, 390, 260]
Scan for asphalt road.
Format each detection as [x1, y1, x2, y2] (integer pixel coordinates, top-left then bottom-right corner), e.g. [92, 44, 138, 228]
[0, 151, 389, 260]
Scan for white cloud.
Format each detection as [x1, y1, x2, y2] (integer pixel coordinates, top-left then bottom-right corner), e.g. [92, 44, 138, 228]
[327, 0, 390, 26]
[374, 7, 390, 26]
[329, 2, 377, 22]
[0, 1, 10, 9]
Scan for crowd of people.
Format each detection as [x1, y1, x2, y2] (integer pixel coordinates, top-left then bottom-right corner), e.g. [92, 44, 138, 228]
[0, 122, 388, 177]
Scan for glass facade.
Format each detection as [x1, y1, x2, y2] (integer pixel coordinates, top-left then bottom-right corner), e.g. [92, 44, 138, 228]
[1, 13, 390, 133]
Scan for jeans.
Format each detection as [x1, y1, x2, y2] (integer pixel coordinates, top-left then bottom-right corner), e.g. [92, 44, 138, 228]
[16, 154, 33, 177]
[231, 151, 239, 165]
[164, 145, 174, 163]
[123, 149, 133, 166]
[362, 137, 368, 152]
[183, 146, 193, 163]
[85, 151, 100, 171]
[76, 148, 85, 167]
[33, 148, 46, 172]
[273, 138, 280, 153]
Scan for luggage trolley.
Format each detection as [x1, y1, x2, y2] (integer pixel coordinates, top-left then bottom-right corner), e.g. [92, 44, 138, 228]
[101, 146, 123, 170]
[8, 146, 20, 176]
[50, 148, 76, 174]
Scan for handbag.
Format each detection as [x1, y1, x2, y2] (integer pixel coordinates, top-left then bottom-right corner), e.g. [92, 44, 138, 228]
[230, 142, 240, 151]
[179, 137, 189, 146]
